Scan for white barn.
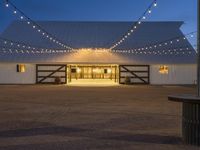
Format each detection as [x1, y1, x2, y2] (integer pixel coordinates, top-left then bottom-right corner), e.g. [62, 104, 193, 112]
[0, 21, 197, 85]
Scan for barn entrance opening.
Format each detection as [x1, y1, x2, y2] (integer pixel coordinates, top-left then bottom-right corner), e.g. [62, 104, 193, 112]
[67, 64, 119, 86]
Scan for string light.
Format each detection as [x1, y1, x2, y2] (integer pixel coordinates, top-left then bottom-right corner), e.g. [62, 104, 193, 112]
[0, 30, 196, 56]
[5, 0, 9, 7]
[132, 31, 197, 51]
[0, 37, 59, 52]
[154, 2, 157, 7]
[109, 0, 157, 50]
[4, 0, 73, 50]
[0, 45, 195, 56]
[148, 10, 152, 14]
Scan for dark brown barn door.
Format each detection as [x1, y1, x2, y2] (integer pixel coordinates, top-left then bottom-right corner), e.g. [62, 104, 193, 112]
[36, 64, 67, 84]
[119, 65, 150, 85]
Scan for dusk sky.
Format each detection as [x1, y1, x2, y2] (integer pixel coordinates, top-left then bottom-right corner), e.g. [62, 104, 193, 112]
[0, 0, 197, 45]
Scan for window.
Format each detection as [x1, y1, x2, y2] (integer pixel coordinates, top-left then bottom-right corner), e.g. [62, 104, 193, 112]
[71, 68, 77, 73]
[17, 64, 26, 73]
[159, 65, 168, 74]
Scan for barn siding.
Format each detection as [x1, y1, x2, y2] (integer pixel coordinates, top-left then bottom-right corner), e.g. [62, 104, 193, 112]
[150, 64, 197, 85]
[0, 63, 197, 85]
[0, 63, 35, 84]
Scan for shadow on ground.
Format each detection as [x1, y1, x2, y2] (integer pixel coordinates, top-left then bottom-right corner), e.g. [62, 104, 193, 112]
[0, 125, 182, 145]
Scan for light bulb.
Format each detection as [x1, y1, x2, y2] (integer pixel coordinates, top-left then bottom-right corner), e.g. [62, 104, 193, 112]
[5, 3, 9, 7]
[154, 2, 157, 7]
[20, 16, 24, 19]
[14, 10, 17, 14]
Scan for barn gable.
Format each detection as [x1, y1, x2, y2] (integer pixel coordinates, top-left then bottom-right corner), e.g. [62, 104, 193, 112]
[0, 21, 196, 64]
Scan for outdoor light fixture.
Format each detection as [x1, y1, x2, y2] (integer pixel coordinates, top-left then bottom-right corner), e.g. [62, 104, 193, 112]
[77, 68, 81, 73]
[159, 65, 169, 74]
[93, 68, 101, 74]
[107, 69, 112, 74]
[17, 64, 26, 73]
[148, 10, 152, 13]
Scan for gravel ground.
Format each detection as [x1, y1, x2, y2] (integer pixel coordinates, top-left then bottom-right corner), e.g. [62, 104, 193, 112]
[0, 85, 199, 150]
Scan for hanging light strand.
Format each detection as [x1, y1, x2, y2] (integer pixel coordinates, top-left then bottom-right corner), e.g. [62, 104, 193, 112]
[109, 0, 158, 50]
[133, 31, 197, 51]
[0, 30, 196, 55]
[0, 45, 195, 56]
[0, 37, 67, 51]
[4, 0, 73, 50]
[136, 31, 197, 50]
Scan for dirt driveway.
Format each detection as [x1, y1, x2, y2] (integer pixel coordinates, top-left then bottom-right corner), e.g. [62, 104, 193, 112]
[0, 85, 198, 150]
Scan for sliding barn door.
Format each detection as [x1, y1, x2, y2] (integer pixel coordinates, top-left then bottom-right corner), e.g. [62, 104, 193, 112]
[36, 64, 67, 84]
[119, 65, 150, 85]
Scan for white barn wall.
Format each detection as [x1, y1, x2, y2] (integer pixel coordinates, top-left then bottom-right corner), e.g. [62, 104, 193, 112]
[150, 64, 197, 85]
[0, 63, 35, 84]
[0, 63, 197, 85]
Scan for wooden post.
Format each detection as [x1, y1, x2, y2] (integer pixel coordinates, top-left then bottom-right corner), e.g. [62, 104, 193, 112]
[168, 0, 200, 146]
[197, 0, 200, 96]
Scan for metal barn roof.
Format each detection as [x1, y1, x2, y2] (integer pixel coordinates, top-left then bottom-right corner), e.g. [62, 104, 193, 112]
[0, 21, 197, 64]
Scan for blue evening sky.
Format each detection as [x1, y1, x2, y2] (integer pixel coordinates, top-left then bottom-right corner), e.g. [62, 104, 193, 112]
[0, 0, 197, 45]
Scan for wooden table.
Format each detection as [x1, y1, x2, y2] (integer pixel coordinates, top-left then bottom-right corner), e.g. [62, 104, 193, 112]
[168, 95, 200, 146]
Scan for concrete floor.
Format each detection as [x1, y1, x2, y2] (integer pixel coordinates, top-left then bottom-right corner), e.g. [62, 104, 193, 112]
[0, 85, 199, 150]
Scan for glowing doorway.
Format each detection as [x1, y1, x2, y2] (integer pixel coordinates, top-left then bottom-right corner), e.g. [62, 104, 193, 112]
[67, 64, 119, 86]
